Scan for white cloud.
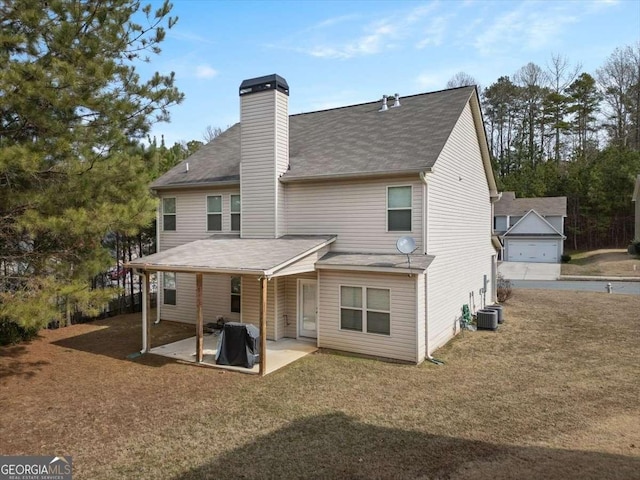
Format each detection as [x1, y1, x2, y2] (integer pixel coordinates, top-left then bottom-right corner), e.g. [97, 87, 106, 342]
[292, 1, 447, 60]
[473, 3, 590, 56]
[195, 64, 218, 79]
[416, 15, 450, 48]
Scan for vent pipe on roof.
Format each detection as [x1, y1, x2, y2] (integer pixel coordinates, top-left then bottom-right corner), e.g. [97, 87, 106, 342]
[391, 93, 401, 108]
[185, 162, 189, 173]
[379, 95, 388, 112]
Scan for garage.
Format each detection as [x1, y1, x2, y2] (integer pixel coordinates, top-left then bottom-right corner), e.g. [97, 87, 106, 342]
[506, 239, 559, 263]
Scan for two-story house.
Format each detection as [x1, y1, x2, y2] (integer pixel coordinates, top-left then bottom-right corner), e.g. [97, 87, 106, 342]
[129, 74, 499, 372]
[494, 192, 567, 263]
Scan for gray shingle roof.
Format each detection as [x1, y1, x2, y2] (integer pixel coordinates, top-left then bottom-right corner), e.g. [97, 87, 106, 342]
[126, 235, 336, 275]
[494, 192, 567, 216]
[151, 86, 476, 189]
[316, 252, 435, 273]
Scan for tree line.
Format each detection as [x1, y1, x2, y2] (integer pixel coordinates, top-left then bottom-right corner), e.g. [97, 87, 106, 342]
[449, 45, 640, 250]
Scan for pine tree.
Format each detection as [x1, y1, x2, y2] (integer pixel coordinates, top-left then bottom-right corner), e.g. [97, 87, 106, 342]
[0, 0, 183, 329]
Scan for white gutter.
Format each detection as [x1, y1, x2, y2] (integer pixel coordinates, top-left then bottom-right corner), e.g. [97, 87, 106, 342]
[419, 171, 431, 255]
[280, 167, 432, 184]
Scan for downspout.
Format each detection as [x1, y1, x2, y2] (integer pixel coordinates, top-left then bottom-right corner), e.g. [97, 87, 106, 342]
[419, 171, 442, 365]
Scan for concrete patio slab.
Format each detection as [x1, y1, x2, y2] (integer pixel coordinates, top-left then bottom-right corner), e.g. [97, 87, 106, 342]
[498, 261, 560, 281]
[149, 334, 317, 375]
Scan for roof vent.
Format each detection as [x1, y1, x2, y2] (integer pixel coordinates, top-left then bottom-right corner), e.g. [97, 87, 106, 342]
[391, 93, 401, 108]
[379, 95, 388, 112]
[185, 162, 189, 173]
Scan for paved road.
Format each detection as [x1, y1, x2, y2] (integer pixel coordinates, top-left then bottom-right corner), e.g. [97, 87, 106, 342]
[510, 280, 640, 295]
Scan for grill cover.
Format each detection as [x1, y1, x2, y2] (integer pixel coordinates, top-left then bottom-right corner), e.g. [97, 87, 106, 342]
[216, 322, 260, 368]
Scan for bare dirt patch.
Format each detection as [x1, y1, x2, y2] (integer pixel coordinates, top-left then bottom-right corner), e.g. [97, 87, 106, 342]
[562, 249, 640, 276]
[1, 292, 639, 479]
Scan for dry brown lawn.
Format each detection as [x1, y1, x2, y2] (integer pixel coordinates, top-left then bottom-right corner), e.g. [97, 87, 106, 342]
[562, 249, 640, 277]
[1, 291, 639, 479]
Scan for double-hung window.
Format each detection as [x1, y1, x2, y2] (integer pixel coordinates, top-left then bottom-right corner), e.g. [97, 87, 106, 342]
[207, 195, 222, 231]
[387, 186, 412, 231]
[230, 195, 241, 232]
[163, 272, 177, 305]
[340, 286, 390, 335]
[162, 197, 176, 231]
[231, 276, 241, 313]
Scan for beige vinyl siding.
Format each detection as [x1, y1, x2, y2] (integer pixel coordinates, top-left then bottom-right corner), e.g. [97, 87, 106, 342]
[241, 275, 276, 340]
[159, 272, 240, 324]
[416, 273, 426, 362]
[240, 90, 288, 238]
[284, 272, 317, 338]
[272, 246, 329, 277]
[158, 187, 240, 251]
[275, 277, 286, 340]
[426, 101, 495, 354]
[285, 177, 423, 253]
[275, 92, 288, 237]
[318, 270, 418, 362]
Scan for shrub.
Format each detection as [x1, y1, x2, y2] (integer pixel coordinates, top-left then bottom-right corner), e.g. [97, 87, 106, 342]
[0, 318, 39, 346]
[628, 241, 640, 256]
[496, 274, 513, 303]
[561, 254, 572, 263]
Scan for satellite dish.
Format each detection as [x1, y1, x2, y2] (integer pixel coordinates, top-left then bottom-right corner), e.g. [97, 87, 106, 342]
[396, 236, 417, 254]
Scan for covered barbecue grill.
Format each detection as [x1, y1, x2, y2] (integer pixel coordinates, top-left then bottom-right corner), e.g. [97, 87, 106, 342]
[216, 322, 260, 369]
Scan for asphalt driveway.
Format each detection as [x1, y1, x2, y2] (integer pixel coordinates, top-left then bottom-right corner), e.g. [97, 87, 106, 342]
[498, 261, 560, 280]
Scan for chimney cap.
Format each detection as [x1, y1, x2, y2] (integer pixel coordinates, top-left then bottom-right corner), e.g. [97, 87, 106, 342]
[239, 74, 289, 96]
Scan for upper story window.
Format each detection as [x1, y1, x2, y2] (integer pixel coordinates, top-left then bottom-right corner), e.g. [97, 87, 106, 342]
[207, 195, 222, 231]
[387, 186, 412, 231]
[231, 195, 241, 232]
[340, 286, 390, 335]
[509, 216, 522, 228]
[162, 197, 176, 231]
[231, 276, 241, 313]
[163, 272, 176, 305]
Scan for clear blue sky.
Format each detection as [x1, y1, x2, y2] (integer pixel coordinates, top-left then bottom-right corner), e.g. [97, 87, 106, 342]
[140, 0, 640, 145]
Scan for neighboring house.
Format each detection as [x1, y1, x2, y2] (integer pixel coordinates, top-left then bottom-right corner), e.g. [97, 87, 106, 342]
[633, 175, 640, 242]
[494, 192, 567, 263]
[128, 74, 499, 368]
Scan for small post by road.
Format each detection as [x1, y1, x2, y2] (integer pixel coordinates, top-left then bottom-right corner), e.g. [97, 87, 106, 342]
[606, 282, 612, 294]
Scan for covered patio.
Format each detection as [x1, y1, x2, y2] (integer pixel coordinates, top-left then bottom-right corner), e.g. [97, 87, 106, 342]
[126, 234, 335, 375]
[149, 335, 317, 374]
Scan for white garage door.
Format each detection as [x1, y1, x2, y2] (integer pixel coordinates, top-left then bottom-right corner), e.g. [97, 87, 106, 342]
[507, 240, 559, 263]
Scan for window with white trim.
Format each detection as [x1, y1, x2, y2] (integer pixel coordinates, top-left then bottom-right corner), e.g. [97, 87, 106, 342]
[230, 195, 241, 232]
[340, 286, 390, 335]
[207, 195, 222, 231]
[231, 276, 241, 313]
[162, 197, 176, 231]
[387, 186, 412, 231]
[163, 272, 176, 305]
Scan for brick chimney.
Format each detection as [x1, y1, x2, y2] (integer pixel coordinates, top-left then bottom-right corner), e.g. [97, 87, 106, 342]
[239, 74, 289, 238]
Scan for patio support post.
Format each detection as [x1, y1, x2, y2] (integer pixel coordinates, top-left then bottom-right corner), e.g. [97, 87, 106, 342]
[259, 276, 267, 376]
[144, 272, 151, 352]
[196, 273, 204, 363]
